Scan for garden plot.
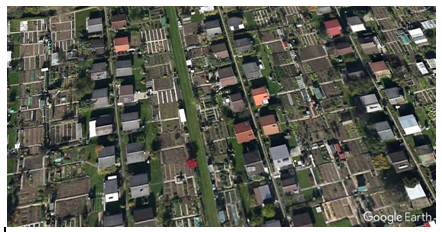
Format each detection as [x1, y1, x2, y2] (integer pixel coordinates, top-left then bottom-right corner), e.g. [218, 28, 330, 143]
[424, 104, 436, 122]
[283, 6, 300, 15]
[343, 178, 356, 194]
[51, 21, 73, 32]
[54, 163, 84, 181]
[18, 169, 46, 206]
[280, 91, 308, 120]
[20, 70, 40, 83]
[275, 64, 298, 79]
[321, 182, 347, 201]
[213, 140, 228, 156]
[267, 41, 286, 53]
[160, 147, 194, 182]
[189, 46, 210, 59]
[344, 140, 368, 157]
[321, 82, 343, 97]
[415, 91, 433, 105]
[21, 109, 43, 125]
[54, 91, 76, 105]
[260, 30, 281, 43]
[146, 53, 171, 66]
[383, 31, 398, 43]
[53, 30, 73, 41]
[347, 154, 373, 175]
[272, 51, 292, 66]
[20, 95, 41, 109]
[322, 197, 356, 223]
[150, 95, 160, 121]
[363, 172, 384, 193]
[378, 18, 398, 31]
[159, 131, 185, 149]
[55, 178, 91, 200]
[192, 72, 208, 87]
[156, 89, 178, 105]
[141, 29, 170, 54]
[370, 192, 392, 209]
[14, 206, 43, 226]
[20, 44, 45, 57]
[162, 119, 180, 132]
[205, 122, 229, 142]
[21, 31, 40, 44]
[52, 40, 72, 52]
[159, 102, 179, 119]
[52, 104, 76, 121]
[371, 6, 390, 20]
[23, 154, 44, 170]
[304, 59, 336, 84]
[20, 82, 44, 96]
[55, 196, 89, 218]
[50, 122, 82, 146]
[327, 112, 361, 141]
[23, 126, 44, 147]
[148, 64, 171, 79]
[253, 9, 271, 27]
[316, 163, 340, 184]
[311, 147, 331, 165]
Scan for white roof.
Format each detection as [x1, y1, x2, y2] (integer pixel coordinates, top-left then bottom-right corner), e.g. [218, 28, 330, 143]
[238, 24, 245, 29]
[399, 115, 421, 135]
[89, 120, 97, 138]
[186, 60, 192, 66]
[421, 19, 436, 30]
[405, 183, 426, 200]
[409, 28, 428, 44]
[7, 51, 12, 62]
[199, 6, 214, 13]
[426, 58, 436, 69]
[416, 62, 429, 75]
[179, 109, 187, 123]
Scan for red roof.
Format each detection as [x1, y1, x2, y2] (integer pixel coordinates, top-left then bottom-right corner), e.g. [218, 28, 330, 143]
[324, 19, 342, 37]
[370, 61, 388, 72]
[339, 153, 346, 160]
[334, 143, 342, 153]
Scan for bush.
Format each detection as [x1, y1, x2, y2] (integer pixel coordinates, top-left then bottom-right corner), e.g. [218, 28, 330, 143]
[261, 203, 276, 218]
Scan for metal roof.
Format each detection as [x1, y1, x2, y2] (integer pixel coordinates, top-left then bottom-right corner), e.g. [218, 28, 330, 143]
[105, 178, 118, 194]
[103, 214, 123, 227]
[405, 183, 426, 200]
[421, 19, 436, 30]
[130, 173, 149, 186]
[126, 143, 143, 153]
[92, 88, 108, 98]
[383, 87, 401, 99]
[399, 115, 418, 129]
[122, 112, 139, 122]
[359, 94, 378, 106]
[269, 144, 290, 160]
[99, 145, 116, 158]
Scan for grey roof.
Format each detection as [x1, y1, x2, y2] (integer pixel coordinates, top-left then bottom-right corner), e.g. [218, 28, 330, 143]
[122, 112, 139, 122]
[98, 156, 116, 168]
[211, 42, 228, 53]
[205, 20, 220, 29]
[360, 94, 378, 106]
[105, 179, 118, 194]
[89, 17, 102, 26]
[384, 87, 402, 99]
[103, 214, 123, 227]
[388, 151, 407, 163]
[99, 145, 116, 158]
[92, 88, 108, 99]
[130, 173, 150, 198]
[242, 62, 261, 80]
[90, 39, 105, 48]
[230, 93, 242, 102]
[91, 62, 107, 73]
[347, 16, 363, 26]
[119, 85, 134, 95]
[292, 212, 313, 227]
[133, 207, 155, 223]
[116, 67, 133, 77]
[96, 114, 113, 127]
[243, 150, 262, 165]
[122, 121, 140, 132]
[235, 38, 250, 47]
[255, 185, 272, 201]
[93, 97, 108, 109]
[269, 145, 290, 160]
[116, 60, 132, 68]
[88, 18, 103, 33]
[127, 143, 143, 153]
[375, 121, 395, 141]
[228, 17, 242, 27]
[130, 173, 149, 186]
[218, 66, 235, 79]
[399, 115, 418, 129]
[264, 220, 281, 227]
[415, 144, 434, 156]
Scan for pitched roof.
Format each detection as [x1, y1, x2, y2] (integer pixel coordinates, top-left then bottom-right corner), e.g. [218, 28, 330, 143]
[122, 112, 139, 122]
[415, 144, 433, 156]
[218, 66, 235, 79]
[90, 38, 105, 48]
[384, 87, 402, 99]
[130, 173, 149, 186]
[242, 62, 260, 79]
[96, 114, 113, 127]
[91, 62, 107, 73]
[359, 94, 378, 106]
[375, 121, 395, 141]
[114, 37, 129, 46]
[103, 214, 123, 227]
[375, 121, 391, 132]
[253, 185, 272, 204]
[230, 93, 242, 102]
[126, 143, 143, 154]
[98, 145, 116, 158]
[88, 17, 102, 26]
[264, 220, 282, 227]
[323, 19, 341, 36]
[234, 38, 250, 47]
[347, 16, 363, 26]
[133, 207, 155, 223]
[388, 151, 407, 163]
[205, 20, 220, 29]
[399, 115, 419, 129]
[233, 121, 253, 134]
[211, 42, 228, 53]
[228, 17, 242, 27]
[119, 85, 133, 95]
[183, 21, 200, 35]
[111, 14, 126, 22]
[116, 59, 132, 68]
[242, 150, 262, 165]
[251, 86, 268, 96]
[260, 114, 277, 126]
[405, 183, 426, 200]
[269, 145, 290, 160]
[98, 156, 115, 168]
[370, 61, 388, 72]
[292, 212, 313, 227]
[105, 178, 118, 194]
[92, 88, 108, 98]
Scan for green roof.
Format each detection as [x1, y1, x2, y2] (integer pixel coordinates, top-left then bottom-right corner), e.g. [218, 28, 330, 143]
[400, 36, 410, 44]
[358, 186, 367, 192]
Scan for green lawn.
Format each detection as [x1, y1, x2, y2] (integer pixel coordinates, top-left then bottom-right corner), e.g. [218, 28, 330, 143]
[415, 108, 436, 146]
[8, 72, 20, 85]
[191, 10, 204, 22]
[239, 185, 250, 214]
[75, 8, 99, 38]
[133, 55, 146, 91]
[9, 33, 21, 43]
[9, 20, 20, 32]
[87, 212, 98, 226]
[165, 6, 220, 227]
[149, 157, 163, 196]
[329, 217, 352, 227]
[7, 86, 20, 112]
[226, 120, 246, 177]
[312, 207, 326, 227]
[84, 163, 104, 195]
[7, 158, 15, 174]
[258, 46, 271, 76]
[7, 127, 17, 150]
[296, 169, 314, 188]
[266, 78, 281, 94]
[244, 12, 256, 29]
[12, 45, 20, 59]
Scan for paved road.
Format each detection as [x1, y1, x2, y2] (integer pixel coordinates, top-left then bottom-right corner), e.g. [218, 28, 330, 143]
[334, 7, 435, 201]
[217, 7, 288, 220]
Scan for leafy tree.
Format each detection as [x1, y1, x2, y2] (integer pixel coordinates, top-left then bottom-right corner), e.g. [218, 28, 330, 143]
[402, 177, 420, 188]
[363, 136, 387, 155]
[372, 155, 390, 171]
[261, 203, 276, 218]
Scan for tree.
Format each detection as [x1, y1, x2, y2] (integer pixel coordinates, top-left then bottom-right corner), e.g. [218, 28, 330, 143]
[261, 203, 276, 218]
[402, 177, 420, 188]
[372, 155, 390, 171]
